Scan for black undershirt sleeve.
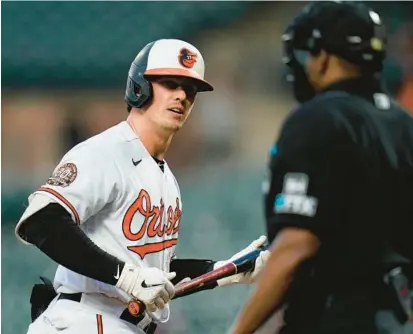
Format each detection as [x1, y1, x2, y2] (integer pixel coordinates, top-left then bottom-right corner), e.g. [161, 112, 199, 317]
[18, 203, 124, 286]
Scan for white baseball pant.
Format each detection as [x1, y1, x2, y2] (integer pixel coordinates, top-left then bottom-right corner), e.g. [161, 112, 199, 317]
[26, 294, 153, 334]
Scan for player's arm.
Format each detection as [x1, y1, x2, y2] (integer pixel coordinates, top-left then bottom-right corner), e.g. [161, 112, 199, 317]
[231, 103, 344, 334]
[18, 202, 125, 285]
[15, 150, 125, 286]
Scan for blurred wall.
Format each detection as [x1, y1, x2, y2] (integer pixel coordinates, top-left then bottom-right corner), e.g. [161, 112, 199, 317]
[2, 2, 412, 334]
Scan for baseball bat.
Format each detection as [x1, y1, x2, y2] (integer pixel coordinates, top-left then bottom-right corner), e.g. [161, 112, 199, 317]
[130, 244, 268, 316]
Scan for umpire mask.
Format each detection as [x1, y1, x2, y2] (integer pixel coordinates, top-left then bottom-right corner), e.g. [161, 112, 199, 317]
[282, 1, 387, 104]
[282, 33, 317, 103]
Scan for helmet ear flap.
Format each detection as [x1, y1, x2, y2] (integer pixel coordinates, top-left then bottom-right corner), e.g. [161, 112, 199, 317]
[124, 41, 155, 110]
[125, 75, 152, 109]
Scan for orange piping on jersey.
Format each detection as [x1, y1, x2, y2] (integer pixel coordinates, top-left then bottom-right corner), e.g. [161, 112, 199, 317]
[128, 238, 178, 259]
[96, 314, 103, 334]
[38, 187, 80, 225]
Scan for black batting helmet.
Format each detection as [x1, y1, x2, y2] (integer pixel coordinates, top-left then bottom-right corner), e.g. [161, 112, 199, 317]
[125, 39, 214, 109]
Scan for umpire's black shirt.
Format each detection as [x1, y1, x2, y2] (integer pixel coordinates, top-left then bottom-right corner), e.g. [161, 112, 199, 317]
[264, 77, 413, 334]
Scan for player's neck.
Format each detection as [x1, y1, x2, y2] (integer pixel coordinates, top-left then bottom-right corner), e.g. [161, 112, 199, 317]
[126, 116, 173, 160]
[140, 131, 173, 160]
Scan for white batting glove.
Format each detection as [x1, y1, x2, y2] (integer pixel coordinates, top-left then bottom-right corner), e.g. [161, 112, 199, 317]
[214, 235, 270, 287]
[115, 264, 176, 312]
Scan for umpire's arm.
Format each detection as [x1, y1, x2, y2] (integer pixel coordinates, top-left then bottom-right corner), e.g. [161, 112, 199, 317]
[232, 228, 319, 334]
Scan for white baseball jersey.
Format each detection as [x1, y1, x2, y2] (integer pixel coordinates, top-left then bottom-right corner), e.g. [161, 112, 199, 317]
[15, 121, 182, 323]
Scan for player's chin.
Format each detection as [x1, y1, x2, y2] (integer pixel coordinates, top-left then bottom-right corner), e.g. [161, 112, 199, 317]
[162, 120, 185, 132]
[167, 116, 187, 130]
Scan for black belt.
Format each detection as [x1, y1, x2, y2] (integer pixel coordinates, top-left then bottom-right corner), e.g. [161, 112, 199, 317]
[58, 293, 157, 334]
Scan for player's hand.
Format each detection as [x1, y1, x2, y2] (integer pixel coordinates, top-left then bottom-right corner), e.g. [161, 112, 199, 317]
[214, 235, 270, 286]
[115, 264, 176, 311]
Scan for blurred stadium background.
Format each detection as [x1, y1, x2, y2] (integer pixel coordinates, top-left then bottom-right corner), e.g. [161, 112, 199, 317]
[2, 2, 412, 333]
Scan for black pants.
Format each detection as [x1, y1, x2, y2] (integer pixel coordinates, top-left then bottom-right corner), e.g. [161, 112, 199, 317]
[279, 271, 412, 334]
[280, 309, 411, 334]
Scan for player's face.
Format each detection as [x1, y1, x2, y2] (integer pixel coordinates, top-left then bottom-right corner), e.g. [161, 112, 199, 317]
[148, 77, 198, 132]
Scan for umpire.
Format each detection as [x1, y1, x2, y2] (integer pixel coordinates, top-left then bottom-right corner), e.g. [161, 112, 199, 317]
[231, 2, 413, 334]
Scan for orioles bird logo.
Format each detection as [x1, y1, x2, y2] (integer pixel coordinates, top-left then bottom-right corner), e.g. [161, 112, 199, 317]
[178, 48, 197, 68]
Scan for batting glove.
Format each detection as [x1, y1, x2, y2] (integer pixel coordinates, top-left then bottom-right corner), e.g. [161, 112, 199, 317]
[115, 264, 176, 312]
[214, 235, 270, 287]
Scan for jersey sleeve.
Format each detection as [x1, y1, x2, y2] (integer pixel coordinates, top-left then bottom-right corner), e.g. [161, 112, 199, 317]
[15, 193, 57, 245]
[265, 103, 346, 242]
[31, 147, 119, 225]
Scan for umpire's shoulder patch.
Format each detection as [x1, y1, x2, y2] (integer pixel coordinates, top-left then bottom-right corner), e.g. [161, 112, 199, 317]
[47, 162, 77, 187]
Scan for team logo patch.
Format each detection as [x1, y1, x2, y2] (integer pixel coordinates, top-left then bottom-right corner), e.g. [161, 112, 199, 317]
[178, 48, 197, 68]
[47, 162, 77, 187]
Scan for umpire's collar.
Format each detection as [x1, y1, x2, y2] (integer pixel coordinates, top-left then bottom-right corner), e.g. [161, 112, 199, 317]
[321, 76, 386, 100]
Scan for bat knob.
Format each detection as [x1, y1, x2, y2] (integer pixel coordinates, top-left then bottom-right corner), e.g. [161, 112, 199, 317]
[125, 300, 146, 317]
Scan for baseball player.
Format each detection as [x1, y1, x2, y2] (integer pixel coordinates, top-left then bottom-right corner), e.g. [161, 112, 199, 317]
[15, 39, 269, 334]
[231, 2, 413, 334]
